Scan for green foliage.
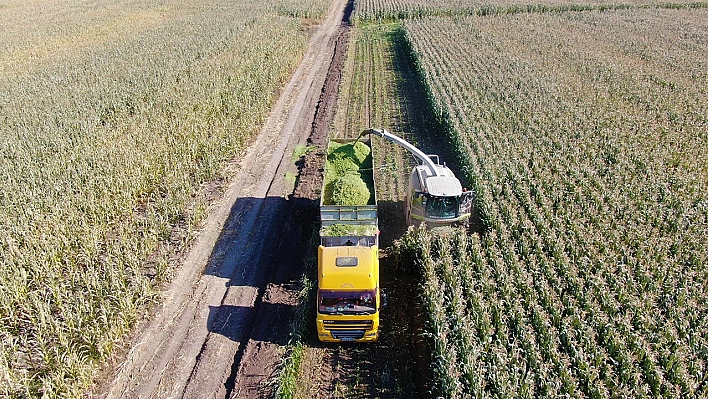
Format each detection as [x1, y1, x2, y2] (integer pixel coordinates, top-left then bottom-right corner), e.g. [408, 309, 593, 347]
[353, 0, 708, 22]
[326, 141, 372, 175]
[320, 223, 377, 237]
[323, 141, 374, 205]
[274, 227, 319, 399]
[275, 273, 312, 398]
[329, 141, 372, 164]
[276, 342, 305, 399]
[399, 8, 708, 398]
[291, 144, 316, 162]
[329, 174, 372, 206]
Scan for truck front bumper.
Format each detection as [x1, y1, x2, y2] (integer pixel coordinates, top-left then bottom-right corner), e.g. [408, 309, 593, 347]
[317, 318, 379, 342]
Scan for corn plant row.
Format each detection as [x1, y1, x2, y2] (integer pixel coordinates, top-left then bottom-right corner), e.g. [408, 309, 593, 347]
[0, 0, 331, 397]
[354, 0, 708, 22]
[398, 8, 708, 398]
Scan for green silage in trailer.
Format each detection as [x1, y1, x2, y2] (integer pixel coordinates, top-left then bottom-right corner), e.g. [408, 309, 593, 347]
[323, 141, 375, 206]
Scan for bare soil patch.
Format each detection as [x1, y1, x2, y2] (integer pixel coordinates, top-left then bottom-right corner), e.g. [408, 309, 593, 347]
[230, 2, 354, 396]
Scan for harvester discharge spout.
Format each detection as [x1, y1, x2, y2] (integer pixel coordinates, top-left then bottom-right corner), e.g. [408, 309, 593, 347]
[360, 128, 439, 177]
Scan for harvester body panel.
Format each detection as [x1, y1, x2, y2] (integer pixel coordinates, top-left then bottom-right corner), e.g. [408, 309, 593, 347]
[361, 128, 472, 228]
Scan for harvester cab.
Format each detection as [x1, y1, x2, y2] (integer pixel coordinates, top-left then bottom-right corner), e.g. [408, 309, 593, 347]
[360, 128, 472, 228]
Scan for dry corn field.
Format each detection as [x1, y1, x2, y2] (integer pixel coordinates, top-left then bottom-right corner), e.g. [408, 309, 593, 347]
[394, 7, 708, 398]
[0, 0, 330, 396]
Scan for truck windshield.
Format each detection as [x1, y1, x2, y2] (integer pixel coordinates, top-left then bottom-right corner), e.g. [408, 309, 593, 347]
[319, 290, 377, 315]
[425, 195, 458, 219]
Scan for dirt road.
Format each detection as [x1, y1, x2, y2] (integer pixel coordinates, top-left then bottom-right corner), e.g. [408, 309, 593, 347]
[99, 1, 350, 397]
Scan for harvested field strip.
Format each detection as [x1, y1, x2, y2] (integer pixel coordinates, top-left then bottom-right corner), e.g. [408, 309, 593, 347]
[354, 0, 708, 21]
[278, 22, 432, 398]
[0, 0, 331, 396]
[398, 8, 708, 398]
[333, 23, 421, 218]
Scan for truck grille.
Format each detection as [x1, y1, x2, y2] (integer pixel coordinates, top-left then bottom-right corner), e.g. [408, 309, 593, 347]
[322, 320, 373, 341]
[322, 320, 373, 327]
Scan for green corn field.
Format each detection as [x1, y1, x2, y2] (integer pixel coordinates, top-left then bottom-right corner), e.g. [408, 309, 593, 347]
[354, 0, 708, 21]
[392, 7, 707, 399]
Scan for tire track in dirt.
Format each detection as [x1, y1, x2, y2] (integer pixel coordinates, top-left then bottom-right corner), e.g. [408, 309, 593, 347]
[99, 1, 348, 398]
[230, 1, 355, 397]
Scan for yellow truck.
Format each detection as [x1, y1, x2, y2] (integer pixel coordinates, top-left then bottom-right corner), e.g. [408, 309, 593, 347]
[316, 138, 383, 342]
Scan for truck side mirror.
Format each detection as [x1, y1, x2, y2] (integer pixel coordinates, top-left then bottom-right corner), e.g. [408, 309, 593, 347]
[381, 292, 388, 309]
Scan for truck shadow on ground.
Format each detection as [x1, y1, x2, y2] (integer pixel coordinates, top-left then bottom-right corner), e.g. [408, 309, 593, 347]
[202, 194, 318, 345]
[207, 303, 294, 345]
[376, 199, 408, 249]
[202, 196, 290, 284]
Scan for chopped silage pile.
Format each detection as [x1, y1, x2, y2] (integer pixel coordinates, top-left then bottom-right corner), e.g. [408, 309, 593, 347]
[330, 174, 370, 205]
[320, 223, 377, 237]
[323, 141, 374, 206]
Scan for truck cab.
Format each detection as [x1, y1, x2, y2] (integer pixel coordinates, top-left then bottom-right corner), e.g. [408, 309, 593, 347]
[316, 244, 381, 342]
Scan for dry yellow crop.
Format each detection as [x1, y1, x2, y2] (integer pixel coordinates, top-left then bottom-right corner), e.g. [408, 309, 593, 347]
[0, 0, 330, 396]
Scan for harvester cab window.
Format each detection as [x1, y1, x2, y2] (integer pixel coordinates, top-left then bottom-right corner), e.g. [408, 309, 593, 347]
[426, 196, 458, 219]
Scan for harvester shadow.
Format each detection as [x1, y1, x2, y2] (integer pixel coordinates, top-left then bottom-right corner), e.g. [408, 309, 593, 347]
[376, 199, 407, 249]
